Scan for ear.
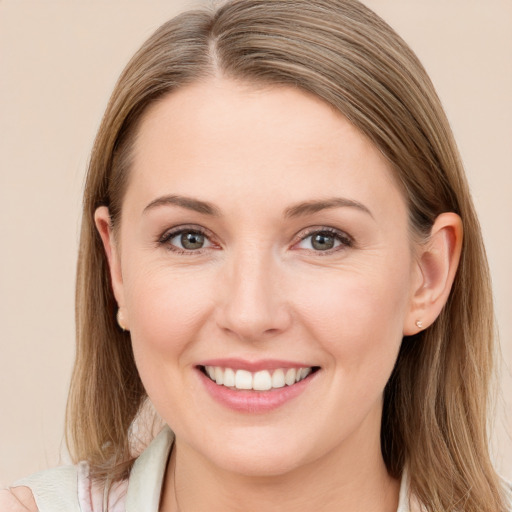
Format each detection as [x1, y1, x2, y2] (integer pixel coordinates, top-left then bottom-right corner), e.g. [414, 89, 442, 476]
[94, 206, 129, 329]
[403, 212, 463, 335]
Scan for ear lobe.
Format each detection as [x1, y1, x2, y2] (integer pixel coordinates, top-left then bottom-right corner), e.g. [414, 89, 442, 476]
[94, 206, 126, 310]
[403, 212, 463, 335]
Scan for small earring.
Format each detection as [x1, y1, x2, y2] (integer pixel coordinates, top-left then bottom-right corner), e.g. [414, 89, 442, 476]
[415, 320, 424, 329]
[117, 309, 128, 332]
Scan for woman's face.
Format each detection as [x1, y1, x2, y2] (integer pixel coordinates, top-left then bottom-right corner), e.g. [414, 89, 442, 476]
[102, 79, 422, 476]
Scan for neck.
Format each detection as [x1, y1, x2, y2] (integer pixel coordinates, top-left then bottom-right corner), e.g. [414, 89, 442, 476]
[160, 420, 400, 512]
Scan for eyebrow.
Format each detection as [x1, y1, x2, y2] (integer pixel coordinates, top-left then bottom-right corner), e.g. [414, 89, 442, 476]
[142, 194, 373, 219]
[143, 195, 221, 216]
[284, 197, 373, 219]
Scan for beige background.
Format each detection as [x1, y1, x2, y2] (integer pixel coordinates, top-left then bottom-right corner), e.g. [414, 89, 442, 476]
[1, 0, 511, 488]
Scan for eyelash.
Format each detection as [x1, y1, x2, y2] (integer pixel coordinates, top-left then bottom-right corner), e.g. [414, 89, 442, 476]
[157, 226, 353, 255]
[293, 227, 353, 254]
[158, 225, 217, 255]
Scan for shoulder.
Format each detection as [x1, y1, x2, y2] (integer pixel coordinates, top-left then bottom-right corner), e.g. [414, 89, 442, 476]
[12, 462, 128, 512]
[0, 487, 38, 511]
[11, 464, 81, 512]
[4, 427, 172, 512]
[504, 478, 512, 511]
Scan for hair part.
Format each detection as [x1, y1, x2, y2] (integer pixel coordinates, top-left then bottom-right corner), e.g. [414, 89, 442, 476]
[67, 1, 507, 510]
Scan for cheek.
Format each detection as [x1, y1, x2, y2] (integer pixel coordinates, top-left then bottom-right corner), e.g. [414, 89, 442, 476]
[122, 265, 219, 419]
[295, 259, 411, 371]
[124, 264, 217, 360]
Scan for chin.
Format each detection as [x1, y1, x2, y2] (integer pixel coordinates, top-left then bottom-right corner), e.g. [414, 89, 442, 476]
[188, 425, 321, 478]
[214, 448, 307, 478]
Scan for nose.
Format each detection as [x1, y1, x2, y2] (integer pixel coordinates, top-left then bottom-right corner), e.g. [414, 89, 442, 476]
[215, 249, 292, 342]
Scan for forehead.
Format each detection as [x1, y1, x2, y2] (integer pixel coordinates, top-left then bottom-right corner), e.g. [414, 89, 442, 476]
[126, 78, 405, 220]
[136, 79, 370, 160]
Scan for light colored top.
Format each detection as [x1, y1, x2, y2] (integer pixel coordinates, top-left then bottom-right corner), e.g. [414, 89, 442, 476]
[13, 427, 423, 511]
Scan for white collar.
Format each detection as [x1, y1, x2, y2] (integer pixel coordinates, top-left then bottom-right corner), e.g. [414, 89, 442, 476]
[125, 426, 174, 512]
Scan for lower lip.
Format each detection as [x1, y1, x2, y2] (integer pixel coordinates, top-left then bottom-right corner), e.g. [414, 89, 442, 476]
[197, 368, 318, 413]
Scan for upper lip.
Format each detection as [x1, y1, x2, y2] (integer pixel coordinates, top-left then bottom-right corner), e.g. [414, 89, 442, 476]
[197, 358, 318, 372]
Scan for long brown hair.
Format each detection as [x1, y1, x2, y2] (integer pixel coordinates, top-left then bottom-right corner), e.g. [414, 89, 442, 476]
[67, 1, 508, 509]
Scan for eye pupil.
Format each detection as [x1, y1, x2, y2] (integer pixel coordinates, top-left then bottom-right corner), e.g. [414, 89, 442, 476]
[312, 233, 335, 250]
[181, 232, 205, 250]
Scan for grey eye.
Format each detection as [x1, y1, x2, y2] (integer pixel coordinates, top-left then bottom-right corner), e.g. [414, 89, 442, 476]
[168, 230, 211, 251]
[313, 233, 338, 250]
[296, 230, 349, 252]
[181, 232, 205, 250]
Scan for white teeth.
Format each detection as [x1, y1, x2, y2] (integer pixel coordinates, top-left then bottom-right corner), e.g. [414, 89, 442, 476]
[214, 366, 224, 385]
[235, 369, 253, 390]
[203, 366, 314, 391]
[272, 369, 285, 388]
[223, 367, 235, 387]
[285, 368, 296, 386]
[206, 366, 215, 380]
[253, 370, 272, 391]
[296, 367, 312, 382]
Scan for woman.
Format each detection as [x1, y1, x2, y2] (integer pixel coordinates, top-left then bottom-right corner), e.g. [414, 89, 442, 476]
[3, 0, 510, 510]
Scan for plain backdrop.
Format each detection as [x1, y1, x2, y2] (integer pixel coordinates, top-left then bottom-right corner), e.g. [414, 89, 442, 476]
[1, 0, 511, 487]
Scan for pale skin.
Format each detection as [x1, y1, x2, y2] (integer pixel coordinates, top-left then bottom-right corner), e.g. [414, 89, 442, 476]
[2, 79, 462, 511]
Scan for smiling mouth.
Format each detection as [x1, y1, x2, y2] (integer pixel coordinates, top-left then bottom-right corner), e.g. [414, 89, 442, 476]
[199, 365, 320, 391]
